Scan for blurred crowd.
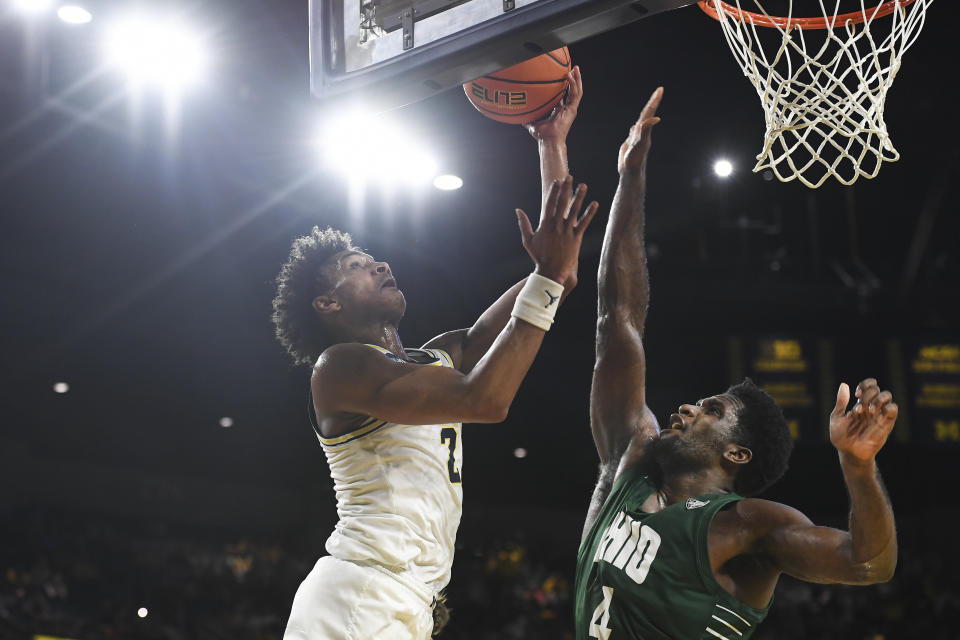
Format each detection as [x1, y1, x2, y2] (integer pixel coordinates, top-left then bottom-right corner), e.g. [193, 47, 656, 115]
[1, 507, 956, 640]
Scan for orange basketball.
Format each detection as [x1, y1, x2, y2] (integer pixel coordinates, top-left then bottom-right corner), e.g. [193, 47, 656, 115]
[463, 47, 571, 125]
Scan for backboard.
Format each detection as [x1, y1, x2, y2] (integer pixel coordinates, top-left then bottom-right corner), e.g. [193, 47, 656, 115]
[309, 0, 693, 111]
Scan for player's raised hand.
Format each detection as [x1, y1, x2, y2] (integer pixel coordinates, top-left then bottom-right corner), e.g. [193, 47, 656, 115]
[525, 66, 583, 142]
[516, 175, 599, 285]
[830, 378, 898, 463]
[618, 87, 663, 175]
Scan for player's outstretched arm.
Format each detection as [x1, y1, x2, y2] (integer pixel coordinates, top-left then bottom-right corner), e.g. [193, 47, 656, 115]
[745, 379, 898, 585]
[424, 67, 584, 374]
[583, 88, 663, 538]
[527, 65, 582, 205]
[314, 177, 599, 427]
[590, 91, 663, 463]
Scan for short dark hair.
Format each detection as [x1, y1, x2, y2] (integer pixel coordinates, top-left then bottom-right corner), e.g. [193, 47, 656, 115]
[726, 378, 793, 497]
[272, 226, 354, 365]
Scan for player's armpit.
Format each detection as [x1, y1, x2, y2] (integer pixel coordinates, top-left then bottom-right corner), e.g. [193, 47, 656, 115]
[581, 459, 619, 543]
[312, 342, 505, 426]
[744, 499, 895, 586]
[615, 410, 660, 474]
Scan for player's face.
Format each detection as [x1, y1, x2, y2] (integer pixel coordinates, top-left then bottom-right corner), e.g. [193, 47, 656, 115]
[323, 250, 406, 322]
[660, 394, 743, 445]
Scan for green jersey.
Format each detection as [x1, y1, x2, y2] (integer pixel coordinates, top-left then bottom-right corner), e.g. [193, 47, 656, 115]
[574, 466, 771, 640]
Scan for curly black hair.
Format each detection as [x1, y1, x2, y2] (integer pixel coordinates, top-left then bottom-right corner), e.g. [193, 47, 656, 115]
[272, 226, 355, 365]
[726, 378, 794, 497]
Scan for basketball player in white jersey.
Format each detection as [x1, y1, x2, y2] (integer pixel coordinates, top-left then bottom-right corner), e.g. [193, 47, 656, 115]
[273, 71, 591, 639]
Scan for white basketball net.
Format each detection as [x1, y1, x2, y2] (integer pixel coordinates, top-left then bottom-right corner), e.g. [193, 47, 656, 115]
[709, 0, 932, 188]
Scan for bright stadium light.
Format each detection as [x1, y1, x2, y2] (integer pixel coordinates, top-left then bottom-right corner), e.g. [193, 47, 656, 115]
[137, 607, 148, 618]
[713, 159, 734, 178]
[219, 416, 234, 428]
[319, 111, 438, 186]
[105, 17, 207, 90]
[513, 447, 527, 459]
[433, 174, 463, 191]
[53, 382, 70, 394]
[57, 5, 92, 24]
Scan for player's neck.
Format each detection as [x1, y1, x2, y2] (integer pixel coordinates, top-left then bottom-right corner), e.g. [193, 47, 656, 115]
[659, 467, 733, 505]
[332, 322, 405, 359]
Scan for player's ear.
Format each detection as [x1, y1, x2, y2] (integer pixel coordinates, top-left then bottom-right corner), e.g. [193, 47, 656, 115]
[723, 443, 752, 466]
[313, 295, 341, 316]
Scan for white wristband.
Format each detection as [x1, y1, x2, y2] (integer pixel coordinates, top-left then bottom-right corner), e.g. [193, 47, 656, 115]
[511, 273, 565, 331]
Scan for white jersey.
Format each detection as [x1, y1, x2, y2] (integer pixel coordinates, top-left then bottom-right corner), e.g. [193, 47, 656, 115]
[316, 345, 463, 595]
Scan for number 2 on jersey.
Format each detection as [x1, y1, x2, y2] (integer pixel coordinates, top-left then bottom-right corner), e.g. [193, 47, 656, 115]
[440, 427, 462, 484]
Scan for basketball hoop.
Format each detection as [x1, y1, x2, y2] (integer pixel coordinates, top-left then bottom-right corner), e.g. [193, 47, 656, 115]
[699, 0, 932, 188]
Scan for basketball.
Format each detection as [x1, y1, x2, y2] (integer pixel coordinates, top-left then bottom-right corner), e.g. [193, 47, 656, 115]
[463, 47, 571, 125]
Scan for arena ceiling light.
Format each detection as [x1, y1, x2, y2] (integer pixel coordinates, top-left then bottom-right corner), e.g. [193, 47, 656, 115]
[53, 382, 70, 394]
[433, 174, 463, 191]
[319, 111, 438, 186]
[713, 159, 734, 178]
[104, 17, 207, 90]
[57, 5, 92, 24]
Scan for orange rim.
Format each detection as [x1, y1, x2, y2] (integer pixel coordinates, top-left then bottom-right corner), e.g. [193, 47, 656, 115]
[697, 0, 918, 30]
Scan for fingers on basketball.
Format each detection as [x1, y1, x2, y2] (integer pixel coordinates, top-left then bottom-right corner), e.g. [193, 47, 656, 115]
[566, 66, 583, 107]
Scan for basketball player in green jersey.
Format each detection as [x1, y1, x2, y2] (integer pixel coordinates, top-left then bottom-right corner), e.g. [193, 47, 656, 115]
[574, 88, 899, 640]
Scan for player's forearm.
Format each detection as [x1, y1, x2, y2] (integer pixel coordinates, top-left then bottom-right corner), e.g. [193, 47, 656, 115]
[461, 271, 577, 373]
[538, 138, 569, 206]
[597, 170, 649, 321]
[461, 317, 547, 422]
[840, 454, 897, 582]
[591, 170, 652, 463]
[457, 279, 527, 372]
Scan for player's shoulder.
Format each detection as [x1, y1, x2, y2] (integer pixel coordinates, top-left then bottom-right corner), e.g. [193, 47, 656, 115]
[711, 499, 813, 558]
[718, 498, 812, 533]
[315, 342, 374, 365]
[313, 343, 403, 380]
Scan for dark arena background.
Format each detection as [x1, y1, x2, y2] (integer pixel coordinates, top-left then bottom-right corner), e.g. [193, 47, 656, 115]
[1, 1, 959, 639]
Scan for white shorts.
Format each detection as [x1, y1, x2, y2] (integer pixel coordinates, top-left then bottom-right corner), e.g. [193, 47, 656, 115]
[283, 556, 434, 640]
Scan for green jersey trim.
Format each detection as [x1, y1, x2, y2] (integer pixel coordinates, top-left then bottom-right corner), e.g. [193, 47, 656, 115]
[694, 498, 775, 623]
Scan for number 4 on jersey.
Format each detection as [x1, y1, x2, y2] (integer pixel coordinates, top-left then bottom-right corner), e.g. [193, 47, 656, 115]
[589, 586, 614, 639]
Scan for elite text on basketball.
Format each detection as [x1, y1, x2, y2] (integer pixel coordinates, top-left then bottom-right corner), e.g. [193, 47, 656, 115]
[469, 83, 526, 106]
